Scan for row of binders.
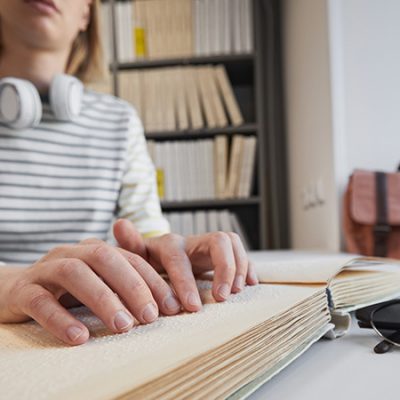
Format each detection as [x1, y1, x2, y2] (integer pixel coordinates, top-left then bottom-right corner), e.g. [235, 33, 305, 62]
[101, 0, 254, 63]
[119, 65, 244, 133]
[164, 209, 250, 249]
[147, 135, 257, 201]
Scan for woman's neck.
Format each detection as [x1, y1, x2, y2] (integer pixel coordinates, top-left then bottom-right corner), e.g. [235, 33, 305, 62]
[0, 44, 69, 94]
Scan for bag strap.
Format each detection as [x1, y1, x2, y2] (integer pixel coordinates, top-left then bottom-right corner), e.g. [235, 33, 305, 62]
[374, 172, 391, 257]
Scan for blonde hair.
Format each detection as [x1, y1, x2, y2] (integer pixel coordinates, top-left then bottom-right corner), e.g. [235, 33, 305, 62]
[66, 0, 105, 83]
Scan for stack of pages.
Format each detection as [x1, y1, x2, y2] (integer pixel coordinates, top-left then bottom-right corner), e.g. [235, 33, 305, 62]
[250, 251, 400, 313]
[1, 252, 400, 399]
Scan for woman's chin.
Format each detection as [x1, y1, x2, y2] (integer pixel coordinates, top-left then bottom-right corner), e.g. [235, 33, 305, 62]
[19, 20, 68, 51]
[0, 2, 75, 54]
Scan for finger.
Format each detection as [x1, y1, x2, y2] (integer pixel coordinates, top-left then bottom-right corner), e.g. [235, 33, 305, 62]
[158, 234, 202, 312]
[79, 238, 103, 246]
[53, 243, 159, 325]
[113, 219, 147, 258]
[246, 262, 259, 285]
[227, 232, 249, 293]
[79, 238, 179, 314]
[19, 283, 90, 346]
[207, 232, 236, 302]
[118, 248, 181, 315]
[40, 258, 136, 334]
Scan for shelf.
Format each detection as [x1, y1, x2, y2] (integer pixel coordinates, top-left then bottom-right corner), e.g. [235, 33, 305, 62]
[145, 124, 258, 140]
[115, 53, 255, 71]
[161, 197, 261, 210]
[104, 0, 287, 249]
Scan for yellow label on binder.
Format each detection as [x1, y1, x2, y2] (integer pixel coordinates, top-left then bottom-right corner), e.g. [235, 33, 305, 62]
[135, 27, 146, 57]
[156, 168, 165, 199]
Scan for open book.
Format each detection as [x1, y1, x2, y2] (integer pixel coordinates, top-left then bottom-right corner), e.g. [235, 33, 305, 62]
[250, 251, 400, 313]
[1, 251, 399, 399]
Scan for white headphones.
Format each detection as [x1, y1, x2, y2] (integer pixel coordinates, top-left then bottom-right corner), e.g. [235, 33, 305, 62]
[0, 74, 84, 130]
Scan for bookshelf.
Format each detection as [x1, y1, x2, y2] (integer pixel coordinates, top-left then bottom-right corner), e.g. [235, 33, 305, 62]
[117, 53, 255, 71]
[145, 123, 258, 140]
[161, 197, 261, 210]
[104, 0, 288, 250]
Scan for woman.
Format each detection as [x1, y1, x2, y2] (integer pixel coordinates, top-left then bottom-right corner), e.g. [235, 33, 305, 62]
[0, 0, 257, 346]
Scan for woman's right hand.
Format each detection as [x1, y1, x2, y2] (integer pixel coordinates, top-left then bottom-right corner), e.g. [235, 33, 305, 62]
[0, 239, 182, 346]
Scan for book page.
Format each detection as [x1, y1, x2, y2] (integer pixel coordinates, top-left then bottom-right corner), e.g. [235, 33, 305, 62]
[251, 250, 400, 287]
[250, 250, 356, 284]
[0, 282, 325, 400]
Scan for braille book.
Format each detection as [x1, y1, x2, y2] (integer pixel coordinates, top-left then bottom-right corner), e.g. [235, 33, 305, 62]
[1, 251, 399, 399]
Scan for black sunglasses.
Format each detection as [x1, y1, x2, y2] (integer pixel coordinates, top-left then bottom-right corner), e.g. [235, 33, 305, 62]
[355, 300, 400, 354]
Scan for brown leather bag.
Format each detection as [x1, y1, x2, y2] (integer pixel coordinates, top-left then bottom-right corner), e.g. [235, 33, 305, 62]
[343, 169, 400, 258]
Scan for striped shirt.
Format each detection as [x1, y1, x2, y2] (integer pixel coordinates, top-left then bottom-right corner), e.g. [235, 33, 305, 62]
[0, 89, 170, 265]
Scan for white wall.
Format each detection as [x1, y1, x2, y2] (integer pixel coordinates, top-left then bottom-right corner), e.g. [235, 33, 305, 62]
[334, 0, 400, 178]
[283, 0, 341, 251]
[283, 0, 400, 251]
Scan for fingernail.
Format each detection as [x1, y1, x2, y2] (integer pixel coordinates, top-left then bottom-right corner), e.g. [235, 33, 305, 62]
[250, 270, 259, 284]
[67, 326, 84, 342]
[164, 295, 181, 313]
[234, 276, 244, 290]
[114, 310, 134, 331]
[187, 292, 202, 308]
[217, 283, 230, 299]
[142, 303, 158, 323]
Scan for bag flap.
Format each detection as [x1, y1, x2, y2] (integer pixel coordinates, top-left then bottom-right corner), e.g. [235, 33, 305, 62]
[350, 169, 400, 225]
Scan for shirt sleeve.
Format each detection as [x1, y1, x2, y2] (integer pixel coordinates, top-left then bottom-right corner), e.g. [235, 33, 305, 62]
[117, 109, 170, 238]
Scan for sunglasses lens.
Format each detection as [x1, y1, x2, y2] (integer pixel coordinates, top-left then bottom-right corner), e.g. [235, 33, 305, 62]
[372, 302, 400, 345]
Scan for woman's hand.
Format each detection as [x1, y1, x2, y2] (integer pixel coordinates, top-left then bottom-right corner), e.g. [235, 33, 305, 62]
[113, 219, 259, 313]
[0, 239, 181, 346]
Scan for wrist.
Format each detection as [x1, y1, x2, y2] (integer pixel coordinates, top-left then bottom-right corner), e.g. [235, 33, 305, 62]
[0, 266, 28, 322]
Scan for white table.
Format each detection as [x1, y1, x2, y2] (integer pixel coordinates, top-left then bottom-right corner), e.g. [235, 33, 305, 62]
[249, 315, 398, 400]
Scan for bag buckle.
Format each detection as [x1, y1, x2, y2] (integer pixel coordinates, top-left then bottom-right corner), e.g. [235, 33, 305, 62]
[374, 224, 391, 234]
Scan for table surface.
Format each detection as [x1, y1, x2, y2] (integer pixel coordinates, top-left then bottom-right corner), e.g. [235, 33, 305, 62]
[249, 315, 398, 400]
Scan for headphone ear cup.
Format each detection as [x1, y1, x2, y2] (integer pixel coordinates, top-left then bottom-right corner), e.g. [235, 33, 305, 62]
[50, 74, 83, 121]
[0, 78, 42, 130]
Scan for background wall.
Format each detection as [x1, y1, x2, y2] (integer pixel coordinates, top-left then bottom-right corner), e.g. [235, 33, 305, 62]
[283, 0, 400, 250]
[336, 0, 400, 176]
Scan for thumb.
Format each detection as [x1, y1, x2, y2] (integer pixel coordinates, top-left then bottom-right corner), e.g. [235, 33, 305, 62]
[113, 219, 147, 258]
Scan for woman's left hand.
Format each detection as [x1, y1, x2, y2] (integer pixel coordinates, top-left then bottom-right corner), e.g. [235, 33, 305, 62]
[113, 219, 259, 314]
